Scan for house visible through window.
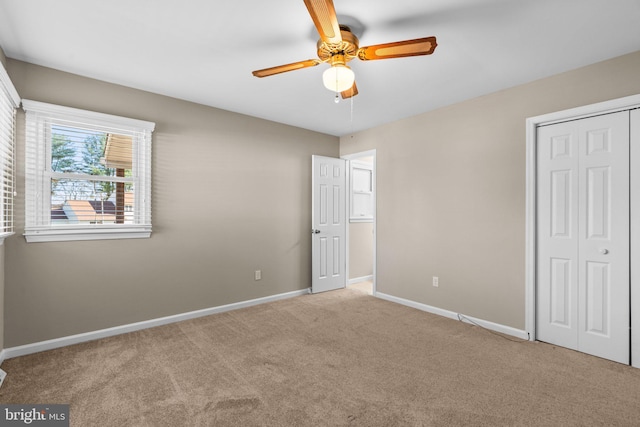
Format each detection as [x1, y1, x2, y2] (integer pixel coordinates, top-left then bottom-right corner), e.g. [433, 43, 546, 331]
[23, 100, 155, 242]
[49, 128, 133, 224]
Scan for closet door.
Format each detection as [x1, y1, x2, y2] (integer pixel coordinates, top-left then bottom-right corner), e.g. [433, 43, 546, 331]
[537, 119, 579, 351]
[537, 111, 629, 364]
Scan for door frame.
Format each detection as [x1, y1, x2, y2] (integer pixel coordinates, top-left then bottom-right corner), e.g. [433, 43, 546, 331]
[342, 149, 377, 296]
[525, 93, 640, 367]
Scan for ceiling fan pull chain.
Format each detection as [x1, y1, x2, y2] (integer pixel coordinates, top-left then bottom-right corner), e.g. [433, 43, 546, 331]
[350, 94, 354, 127]
[334, 92, 340, 103]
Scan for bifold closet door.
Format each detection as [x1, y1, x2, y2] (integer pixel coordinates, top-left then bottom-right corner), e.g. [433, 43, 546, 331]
[537, 111, 629, 364]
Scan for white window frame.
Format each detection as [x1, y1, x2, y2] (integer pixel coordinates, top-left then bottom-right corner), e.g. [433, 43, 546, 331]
[0, 62, 20, 244]
[349, 160, 374, 222]
[22, 100, 155, 243]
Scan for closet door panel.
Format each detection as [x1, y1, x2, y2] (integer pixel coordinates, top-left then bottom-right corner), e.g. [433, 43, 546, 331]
[577, 112, 629, 364]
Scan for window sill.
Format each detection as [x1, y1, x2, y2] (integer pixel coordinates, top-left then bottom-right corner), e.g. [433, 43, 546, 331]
[24, 226, 151, 243]
[350, 217, 373, 223]
[0, 232, 15, 245]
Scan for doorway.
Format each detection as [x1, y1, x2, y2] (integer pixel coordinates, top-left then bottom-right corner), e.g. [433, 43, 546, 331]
[343, 150, 376, 296]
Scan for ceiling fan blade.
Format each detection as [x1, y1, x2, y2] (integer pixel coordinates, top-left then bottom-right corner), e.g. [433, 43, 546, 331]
[341, 82, 358, 99]
[303, 0, 342, 45]
[358, 36, 437, 61]
[252, 59, 321, 78]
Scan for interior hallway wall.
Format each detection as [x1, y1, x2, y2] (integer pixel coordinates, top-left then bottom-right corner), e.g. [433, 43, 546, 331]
[349, 222, 373, 280]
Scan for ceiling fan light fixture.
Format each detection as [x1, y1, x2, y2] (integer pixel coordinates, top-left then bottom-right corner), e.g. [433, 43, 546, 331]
[252, 0, 438, 100]
[322, 64, 355, 93]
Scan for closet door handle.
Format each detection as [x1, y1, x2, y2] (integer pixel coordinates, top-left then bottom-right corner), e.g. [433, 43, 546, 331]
[600, 248, 609, 255]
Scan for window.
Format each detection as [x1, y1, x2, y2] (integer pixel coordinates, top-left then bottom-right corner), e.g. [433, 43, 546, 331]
[23, 100, 155, 242]
[0, 62, 20, 244]
[350, 160, 374, 222]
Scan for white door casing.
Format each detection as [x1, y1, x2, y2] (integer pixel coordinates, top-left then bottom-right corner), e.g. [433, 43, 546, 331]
[536, 111, 630, 364]
[631, 108, 640, 367]
[312, 155, 347, 293]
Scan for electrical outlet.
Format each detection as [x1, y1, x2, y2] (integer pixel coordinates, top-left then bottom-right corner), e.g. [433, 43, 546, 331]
[432, 276, 439, 287]
[0, 369, 6, 389]
[254, 270, 262, 281]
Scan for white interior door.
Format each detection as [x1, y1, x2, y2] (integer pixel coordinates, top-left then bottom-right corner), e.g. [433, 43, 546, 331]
[312, 155, 347, 293]
[537, 111, 630, 364]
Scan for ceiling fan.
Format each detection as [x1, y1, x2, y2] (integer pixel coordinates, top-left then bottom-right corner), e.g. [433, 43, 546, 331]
[252, 0, 438, 99]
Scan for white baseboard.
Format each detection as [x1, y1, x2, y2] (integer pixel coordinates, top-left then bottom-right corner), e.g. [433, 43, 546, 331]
[348, 275, 373, 285]
[376, 292, 530, 341]
[2, 288, 311, 361]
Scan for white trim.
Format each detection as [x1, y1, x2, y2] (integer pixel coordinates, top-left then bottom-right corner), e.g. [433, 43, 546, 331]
[342, 150, 377, 296]
[348, 275, 373, 285]
[21, 99, 155, 132]
[24, 228, 151, 243]
[530, 94, 640, 128]
[377, 292, 530, 340]
[525, 94, 640, 364]
[2, 288, 310, 360]
[524, 114, 538, 341]
[631, 109, 640, 369]
[0, 232, 14, 245]
[349, 218, 373, 223]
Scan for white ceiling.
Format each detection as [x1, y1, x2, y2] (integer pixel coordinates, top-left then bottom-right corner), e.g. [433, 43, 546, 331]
[1, 0, 639, 136]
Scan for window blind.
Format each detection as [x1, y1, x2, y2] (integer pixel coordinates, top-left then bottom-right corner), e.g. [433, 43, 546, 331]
[22, 100, 154, 242]
[0, 62, 20, 240]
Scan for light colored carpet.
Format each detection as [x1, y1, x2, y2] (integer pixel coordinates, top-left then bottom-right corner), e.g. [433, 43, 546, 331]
[346, 280, 373, 295]
[1, 288, 640, 426]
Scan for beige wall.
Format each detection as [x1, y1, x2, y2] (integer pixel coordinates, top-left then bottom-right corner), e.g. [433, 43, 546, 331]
[4, 50, 640, 348]
[341, 50, 640, 330]
[5, 59, 338, 347]
[349, 222, 373, 280]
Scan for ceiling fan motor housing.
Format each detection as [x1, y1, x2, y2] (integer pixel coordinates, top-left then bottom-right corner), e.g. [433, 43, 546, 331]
[317, 26, 359, 63]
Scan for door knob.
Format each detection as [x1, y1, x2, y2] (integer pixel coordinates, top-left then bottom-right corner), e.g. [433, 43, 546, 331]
[600, 248, 609, 255]
[312, 229, 321, 234]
